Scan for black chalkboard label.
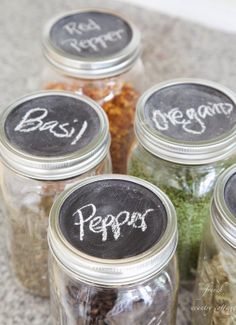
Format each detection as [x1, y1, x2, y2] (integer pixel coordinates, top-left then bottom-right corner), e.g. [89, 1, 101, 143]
[144, 83, 236, 142]
[49, 11, 132, 58]
[224, 173, 236, 218]
[5, 94, 100, 157]
[59, 179, 167, 259]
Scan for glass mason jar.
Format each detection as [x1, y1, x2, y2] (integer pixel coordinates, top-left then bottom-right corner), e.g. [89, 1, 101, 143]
[0, 91, 111, 297]
[40, 9, 145, 174]
[192, 164, 236, 324]
[128, 79, 236, 285]
[48, 175, 179, 325]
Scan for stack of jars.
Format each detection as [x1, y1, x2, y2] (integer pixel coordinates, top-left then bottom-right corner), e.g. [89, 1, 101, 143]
[0, 9, 178, 325]
[1, 7, 236, 325]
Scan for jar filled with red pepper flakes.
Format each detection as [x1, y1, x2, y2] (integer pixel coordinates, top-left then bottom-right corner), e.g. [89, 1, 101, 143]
[41, 9, 145, 174]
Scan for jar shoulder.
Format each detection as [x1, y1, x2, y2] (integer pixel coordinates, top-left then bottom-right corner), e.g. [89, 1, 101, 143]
[39, 58, 146, 94]
[128, 144, 233, 198]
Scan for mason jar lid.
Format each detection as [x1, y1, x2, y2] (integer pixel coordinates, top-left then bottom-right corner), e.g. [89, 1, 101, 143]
[135, 78, 236, 165]
[0, 91, 110, 180]
[43, 9, 141, 79]
[212, 164, 236, 248]
[48, 175, 178, 285]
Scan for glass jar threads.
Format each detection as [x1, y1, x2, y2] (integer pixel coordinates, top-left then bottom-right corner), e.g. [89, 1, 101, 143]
[48, 175, 179, 325]
[0, 91, 111, 297]
[193, 165, 236, 324]
[41, 9, 144, 174]
[128, 78, 236, 284]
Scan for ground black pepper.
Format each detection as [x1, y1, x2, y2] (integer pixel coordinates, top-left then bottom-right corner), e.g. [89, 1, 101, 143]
[48, 175, 179, 324]
[57, 268, 177, 325]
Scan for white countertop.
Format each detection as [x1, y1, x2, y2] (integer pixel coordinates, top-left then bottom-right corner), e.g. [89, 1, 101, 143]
[120, 0, 236, 33]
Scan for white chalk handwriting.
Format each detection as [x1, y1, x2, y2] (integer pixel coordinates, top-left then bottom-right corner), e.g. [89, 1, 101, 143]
[61, 18, 125, 53]
[63, 19, 101, 35]
[151, 102, 233, 135]
[14, 107, 88, 146]
[62, 29, 124, 53]
[73, 203, 154, 241]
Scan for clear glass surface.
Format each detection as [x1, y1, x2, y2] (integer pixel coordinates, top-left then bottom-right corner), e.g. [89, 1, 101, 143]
[49, 252, 179, 325]
[128, 143, 235, 285]
[192, 220, 236, 324]
[0, 156, 111, 297]
[38, 59, 145, 174]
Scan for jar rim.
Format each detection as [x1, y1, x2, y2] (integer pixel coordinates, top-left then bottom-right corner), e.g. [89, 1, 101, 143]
[42, 9, 141, 79]
[48, 174, 178, 285]
[0, 91, 110, 180]
[135, 78, 236, 165]
[212, 164, 236, 248]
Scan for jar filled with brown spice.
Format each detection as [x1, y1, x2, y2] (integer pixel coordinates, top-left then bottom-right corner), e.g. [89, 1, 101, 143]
[40, 9, 145, 174]
[0, 91, 111, 297]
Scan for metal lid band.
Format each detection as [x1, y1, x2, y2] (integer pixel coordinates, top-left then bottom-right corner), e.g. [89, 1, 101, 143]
[0, 91, 110, 180]
[48, 175, 178, 285]
[135, 78, 236, 165]
[212, 164, 236, 248]
[43, 9, 141, 79]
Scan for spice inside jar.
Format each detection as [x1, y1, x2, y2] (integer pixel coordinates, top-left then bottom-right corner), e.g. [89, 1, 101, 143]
[41, 9, 144, 173]
[0, 91, 111, 297]
[193, 165, 236, 324]
[48, 175, 179, 324]
[128, 79, 236, 285]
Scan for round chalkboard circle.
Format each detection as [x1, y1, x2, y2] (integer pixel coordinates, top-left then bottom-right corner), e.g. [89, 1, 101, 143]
[135, 78, 236, 165]
[48, 174, 177, 285]
[0, 91, 110, 180]
[212, 164, 236, 248]
[43, 9, 141, 79]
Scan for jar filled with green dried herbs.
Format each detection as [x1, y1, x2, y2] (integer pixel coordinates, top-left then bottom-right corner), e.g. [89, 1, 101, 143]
[128, 79, 236, 286]
[192, 164, 236, 324]
[48, 175, 179, 325]
[39, 9, 145, 174]
[0, 91, 111, 297]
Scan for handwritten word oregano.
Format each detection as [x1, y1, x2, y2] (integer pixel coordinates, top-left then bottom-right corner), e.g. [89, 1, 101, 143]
[152, 102, 233, 135]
